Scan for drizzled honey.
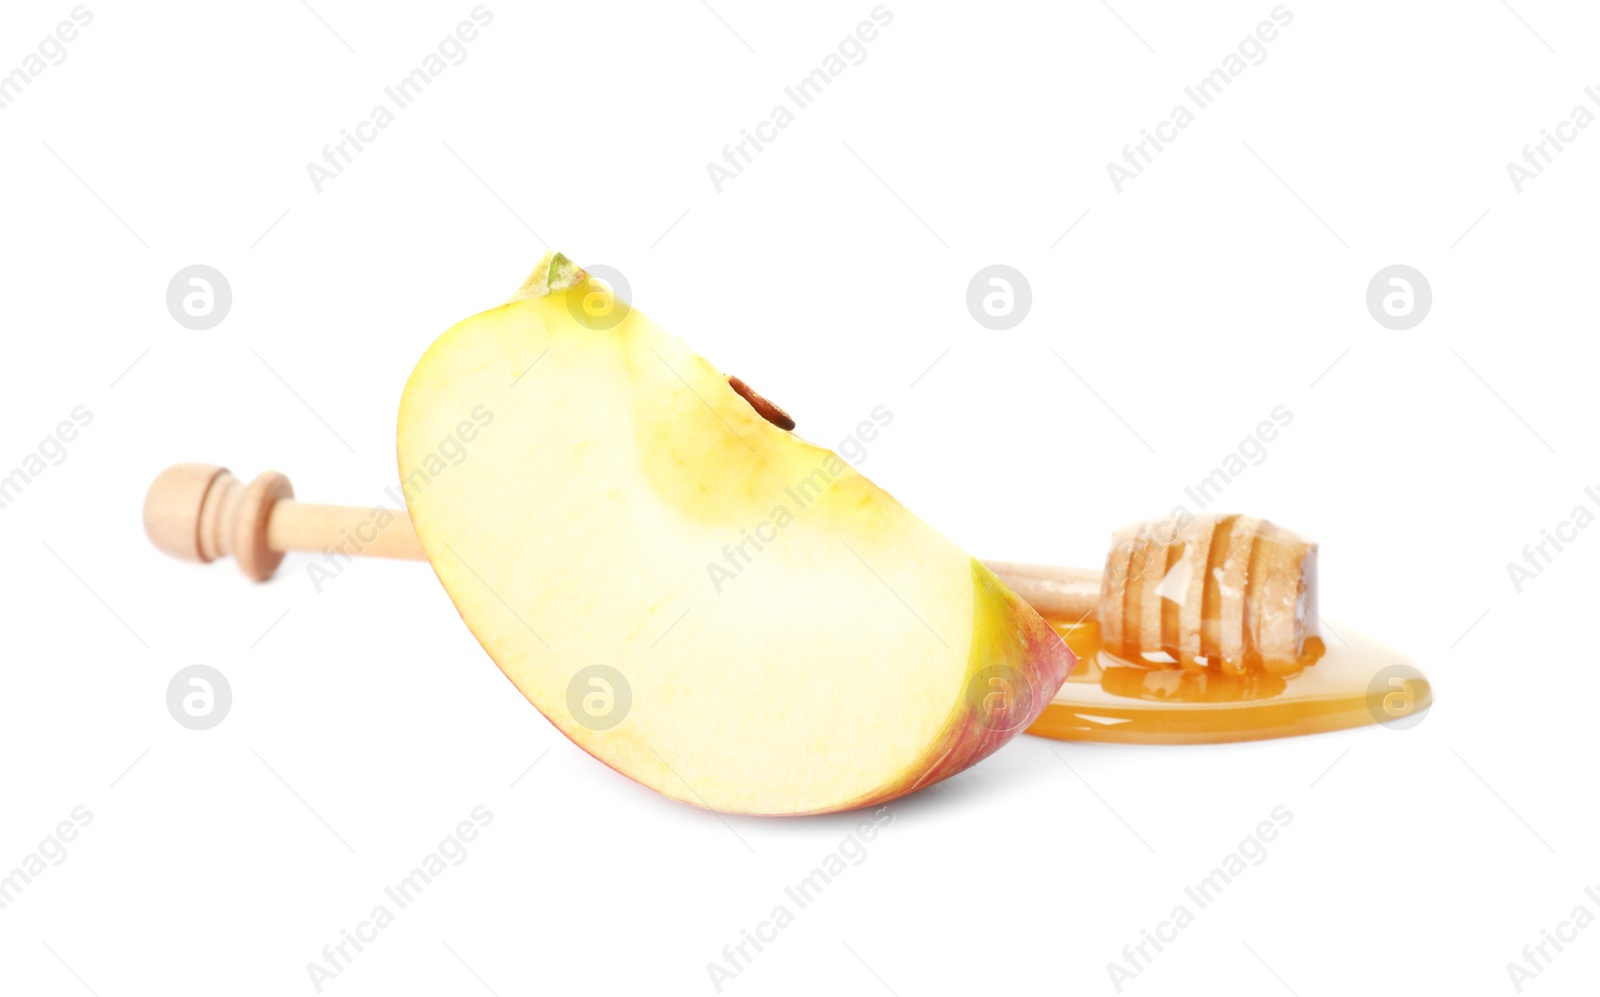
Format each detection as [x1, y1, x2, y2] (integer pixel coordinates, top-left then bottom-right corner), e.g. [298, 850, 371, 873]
[1025, 617, 1431, 744]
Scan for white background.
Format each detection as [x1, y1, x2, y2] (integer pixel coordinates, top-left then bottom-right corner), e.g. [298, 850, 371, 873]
[1, 0, 1596, 994]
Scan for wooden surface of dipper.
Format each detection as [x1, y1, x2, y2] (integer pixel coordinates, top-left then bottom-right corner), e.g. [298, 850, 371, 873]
[144, 464, 420, 580]
[144, 466, 1316, 671]
[991, 515, 1318, 673]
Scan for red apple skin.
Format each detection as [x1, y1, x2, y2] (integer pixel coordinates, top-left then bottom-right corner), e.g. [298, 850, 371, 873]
[829, 563, 1075, 813]
[547, 563, 1075, 818]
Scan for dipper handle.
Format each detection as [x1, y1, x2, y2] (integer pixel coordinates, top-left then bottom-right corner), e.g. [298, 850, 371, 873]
[142, 464, 422, 581]
[142, 466, 1317, 670]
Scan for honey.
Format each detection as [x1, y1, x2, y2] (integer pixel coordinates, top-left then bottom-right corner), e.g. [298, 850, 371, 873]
[1025, 618, 1432, 744]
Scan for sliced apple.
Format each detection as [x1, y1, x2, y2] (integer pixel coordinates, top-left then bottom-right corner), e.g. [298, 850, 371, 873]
[397, 254, 1074, 815]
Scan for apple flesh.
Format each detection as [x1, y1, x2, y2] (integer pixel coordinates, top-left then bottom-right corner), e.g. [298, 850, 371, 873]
[397, 254, 1074, 815]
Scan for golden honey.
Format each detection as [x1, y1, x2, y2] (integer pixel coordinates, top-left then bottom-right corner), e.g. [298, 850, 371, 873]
[1026, 619, 1431, 744]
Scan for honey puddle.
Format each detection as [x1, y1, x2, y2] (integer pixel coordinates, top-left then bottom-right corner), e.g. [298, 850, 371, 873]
[1026, 619, 1432, 745]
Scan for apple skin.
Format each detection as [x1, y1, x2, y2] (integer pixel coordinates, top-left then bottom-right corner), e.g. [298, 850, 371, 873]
[538, 560, 1075, 817]
[845, 562, 1075, 812]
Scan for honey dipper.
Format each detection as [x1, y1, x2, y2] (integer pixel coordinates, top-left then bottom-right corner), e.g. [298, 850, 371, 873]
[987, 515, 1317, 674]
[143, 465, 1318, 673]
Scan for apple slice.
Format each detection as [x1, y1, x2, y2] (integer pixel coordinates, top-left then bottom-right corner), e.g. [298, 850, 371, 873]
[397, 254, 1074, 815]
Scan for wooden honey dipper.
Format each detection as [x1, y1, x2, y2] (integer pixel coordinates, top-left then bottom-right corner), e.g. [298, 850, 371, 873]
[143, 465, 1318, 672]
[989, 517, 1318, 674]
